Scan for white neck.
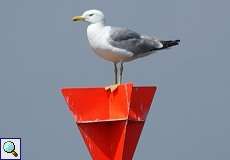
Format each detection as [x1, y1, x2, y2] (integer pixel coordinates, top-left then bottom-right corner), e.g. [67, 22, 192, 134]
[86, 21, 109, 51]
[87, 22, 105, 36]
[88, 22, 105, 28]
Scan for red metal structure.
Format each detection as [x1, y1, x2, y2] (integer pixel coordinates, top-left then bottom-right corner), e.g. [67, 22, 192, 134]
[61, 83, 157, 160]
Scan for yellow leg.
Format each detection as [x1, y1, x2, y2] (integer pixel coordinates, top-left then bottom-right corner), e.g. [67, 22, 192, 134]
[105, 62, 123, 92]
[105, 83, 119, 92]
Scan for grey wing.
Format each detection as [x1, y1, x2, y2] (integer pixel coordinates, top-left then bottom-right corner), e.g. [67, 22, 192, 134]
[108, 27, 163, 55]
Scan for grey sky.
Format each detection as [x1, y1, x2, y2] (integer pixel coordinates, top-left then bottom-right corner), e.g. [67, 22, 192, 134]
[0, 0, 229, 159]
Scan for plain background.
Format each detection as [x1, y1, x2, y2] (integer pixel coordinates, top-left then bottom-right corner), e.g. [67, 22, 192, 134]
[0, 0, 229, 159]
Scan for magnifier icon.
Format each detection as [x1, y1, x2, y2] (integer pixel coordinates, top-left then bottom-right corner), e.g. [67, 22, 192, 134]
[3, 141, 18, 157]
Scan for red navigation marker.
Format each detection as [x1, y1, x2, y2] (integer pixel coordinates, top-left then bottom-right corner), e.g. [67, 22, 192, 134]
[61, 83, 157, 160]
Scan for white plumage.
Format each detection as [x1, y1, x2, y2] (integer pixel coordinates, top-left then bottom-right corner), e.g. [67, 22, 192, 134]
[72, 9, 180, 86]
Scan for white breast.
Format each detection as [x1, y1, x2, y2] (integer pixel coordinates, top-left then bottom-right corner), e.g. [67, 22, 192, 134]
[87, 23, 133, 62]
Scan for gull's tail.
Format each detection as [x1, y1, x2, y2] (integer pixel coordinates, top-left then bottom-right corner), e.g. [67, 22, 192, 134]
[160, 40, 180, 49]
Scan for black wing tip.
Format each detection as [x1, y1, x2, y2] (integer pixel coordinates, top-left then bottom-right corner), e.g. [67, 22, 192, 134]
[175, 39, 180, 43]
[160, 39, 180, 49]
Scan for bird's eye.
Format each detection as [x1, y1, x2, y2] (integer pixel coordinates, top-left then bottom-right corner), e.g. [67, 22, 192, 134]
[89, 14, 94, 17]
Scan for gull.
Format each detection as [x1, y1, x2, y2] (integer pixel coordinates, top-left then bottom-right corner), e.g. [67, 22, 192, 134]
[72, 9, 180, 91]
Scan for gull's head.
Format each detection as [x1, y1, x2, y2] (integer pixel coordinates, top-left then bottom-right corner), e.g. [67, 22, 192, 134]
[72, 9, 105, 24]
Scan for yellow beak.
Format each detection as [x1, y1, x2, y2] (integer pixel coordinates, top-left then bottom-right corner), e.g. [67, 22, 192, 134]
[72, 16, 85, 22]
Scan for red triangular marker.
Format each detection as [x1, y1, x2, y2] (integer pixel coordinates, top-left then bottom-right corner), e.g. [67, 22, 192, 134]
[62, 83, 157, 160]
